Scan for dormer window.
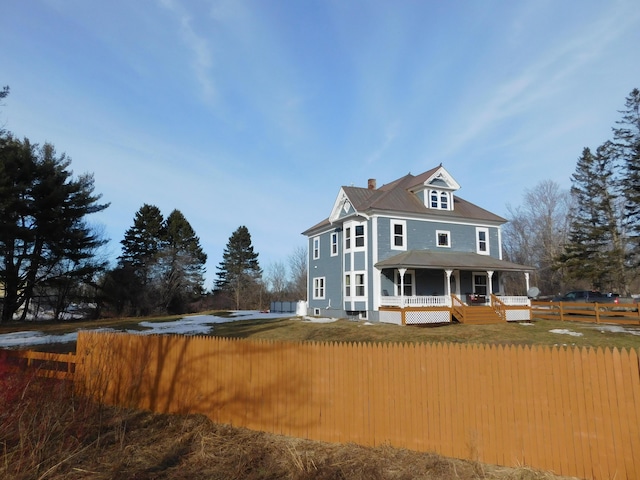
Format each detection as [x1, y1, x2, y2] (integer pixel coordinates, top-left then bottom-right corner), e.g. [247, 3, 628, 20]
[429, 190, 451, 210]
[440, 192, 448, 209]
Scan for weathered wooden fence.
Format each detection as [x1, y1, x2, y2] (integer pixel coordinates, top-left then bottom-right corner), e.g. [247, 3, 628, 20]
[532, 300, 640, 325]
[2, 349, 76, 380]
[75, 331, 640, 480]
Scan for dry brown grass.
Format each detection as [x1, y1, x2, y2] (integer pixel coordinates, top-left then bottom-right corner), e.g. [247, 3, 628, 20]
[0, 355, 578, 480]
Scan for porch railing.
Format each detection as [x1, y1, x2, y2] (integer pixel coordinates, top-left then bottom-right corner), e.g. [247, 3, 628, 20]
[494, 295, 531, 306]
[380, 295, 452, 308]
[380, 294, 530, 309]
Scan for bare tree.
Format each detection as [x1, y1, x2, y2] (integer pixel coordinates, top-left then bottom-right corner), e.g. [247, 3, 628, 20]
[503, 180, 572, 296]
[266, 261, 288, 299]
[287, 245, 307, 301]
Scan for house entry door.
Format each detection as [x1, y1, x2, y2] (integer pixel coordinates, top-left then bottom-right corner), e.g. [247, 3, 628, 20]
[473, 273, 487, 295]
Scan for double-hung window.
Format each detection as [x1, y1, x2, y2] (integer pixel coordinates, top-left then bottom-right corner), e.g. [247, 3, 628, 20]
[355, 273, 365, 296]
[330, 232, 338, 256]
[345, 222, 366, 250]
[476, 227, 489, 255]
[313, 277, 325, 299]
[355, 225, 365, 247]
[344, 273, 365, 297]
[391, 220, 406, 250]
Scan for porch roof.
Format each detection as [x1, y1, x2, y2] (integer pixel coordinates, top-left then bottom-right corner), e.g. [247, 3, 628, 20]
[374, 250, 535, 272]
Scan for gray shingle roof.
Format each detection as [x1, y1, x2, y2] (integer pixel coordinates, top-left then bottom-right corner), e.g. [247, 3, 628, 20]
[375, 250, 534, 272]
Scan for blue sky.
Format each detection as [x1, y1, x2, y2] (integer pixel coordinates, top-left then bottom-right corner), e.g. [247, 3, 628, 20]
[1, 0, 639, 289]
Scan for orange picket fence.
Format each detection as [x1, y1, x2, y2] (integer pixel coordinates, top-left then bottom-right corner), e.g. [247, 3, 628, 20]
[75, 331, 640, 480]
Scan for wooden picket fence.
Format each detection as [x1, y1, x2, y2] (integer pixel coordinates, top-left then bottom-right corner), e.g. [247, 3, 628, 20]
[75, 330, 640, 480]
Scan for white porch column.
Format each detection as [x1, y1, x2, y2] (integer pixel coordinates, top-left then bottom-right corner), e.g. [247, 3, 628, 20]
[524, 272, 530, 292]
[487, 270, 494, 296]
[445, 269, 453, 296]
[398, 268, 407, 308]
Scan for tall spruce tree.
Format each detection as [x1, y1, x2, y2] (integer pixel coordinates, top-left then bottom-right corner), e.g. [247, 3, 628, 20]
[115, 204, 165, 315]
[558, 144, 624, 291]
[215, 226, 262, 310]
[616, 88, 640, 269]
[159, 209, 207, 313]
[0, 134, 109, 322]
[109, 205, 207, 315]
[120, 204, 165, 276]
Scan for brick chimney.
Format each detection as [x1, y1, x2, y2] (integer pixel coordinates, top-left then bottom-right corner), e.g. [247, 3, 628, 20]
[368, 178, 377, 190]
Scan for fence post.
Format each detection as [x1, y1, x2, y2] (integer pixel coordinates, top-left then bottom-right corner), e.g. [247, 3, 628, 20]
[595, 303, 600, 324]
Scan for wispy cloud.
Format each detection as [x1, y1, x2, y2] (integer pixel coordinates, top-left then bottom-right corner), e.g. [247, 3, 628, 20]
[438, 1, 640, 160]
[158, 0, 216, 102]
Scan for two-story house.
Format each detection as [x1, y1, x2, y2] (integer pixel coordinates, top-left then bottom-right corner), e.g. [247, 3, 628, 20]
[302, 165, 534, 325]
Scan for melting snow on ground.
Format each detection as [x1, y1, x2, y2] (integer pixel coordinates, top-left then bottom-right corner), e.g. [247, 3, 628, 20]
[549, 329, 584, 337]
[0, 311, 301, 349]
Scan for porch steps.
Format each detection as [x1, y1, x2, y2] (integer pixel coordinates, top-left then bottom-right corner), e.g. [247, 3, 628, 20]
[453, 306, 504, 325]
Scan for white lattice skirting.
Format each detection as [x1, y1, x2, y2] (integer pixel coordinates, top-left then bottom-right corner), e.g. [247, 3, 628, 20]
[405, 310, 451, 325]
[379, 310, 402, 325]
[506, 308, 531, 321]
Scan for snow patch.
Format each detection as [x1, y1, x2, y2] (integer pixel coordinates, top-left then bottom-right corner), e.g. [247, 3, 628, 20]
[549, 329, 583, 337]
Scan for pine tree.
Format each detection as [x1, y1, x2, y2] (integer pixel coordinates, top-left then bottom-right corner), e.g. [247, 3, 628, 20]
[159, 209, 207, 313]
[616, 88, 640, 269]
[120, 204, 165, 273]
[0, 134, 109, 322]
[116, 204, 165, 315]
[114, 205, 207, 315]
[215, 226, 262, 310]
[558, 145, 624, 291]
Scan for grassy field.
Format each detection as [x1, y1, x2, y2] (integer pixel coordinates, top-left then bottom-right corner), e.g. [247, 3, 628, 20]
[2, 311, 639, 353]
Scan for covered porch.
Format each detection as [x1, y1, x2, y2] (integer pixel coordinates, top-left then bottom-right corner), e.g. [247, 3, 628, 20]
[375, 250, 535, 325]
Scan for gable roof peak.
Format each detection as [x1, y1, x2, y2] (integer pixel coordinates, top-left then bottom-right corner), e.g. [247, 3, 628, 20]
[407, 165, 460, 192]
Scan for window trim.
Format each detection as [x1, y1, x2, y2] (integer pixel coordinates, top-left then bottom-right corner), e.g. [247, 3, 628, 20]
[476, 227, 490, 255]
[344, 221, 366, 251]
[428, 189, 452, 210]
[312, 236, 320, 260]
[344, 272, 366, 298]
[312, 277, 325, 299]
[355, 272, 366, 297]
[330, 232, 339, 256]
[354, 224, 365, 248]
[390, 220, 407, 251]
[436, 230, 451, 248]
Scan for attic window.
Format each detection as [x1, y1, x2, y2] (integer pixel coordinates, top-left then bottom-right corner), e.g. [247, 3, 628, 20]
[429, 190, 451, 210]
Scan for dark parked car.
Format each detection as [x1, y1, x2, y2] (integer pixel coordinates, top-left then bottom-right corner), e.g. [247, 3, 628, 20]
[552, 290, 637, 304]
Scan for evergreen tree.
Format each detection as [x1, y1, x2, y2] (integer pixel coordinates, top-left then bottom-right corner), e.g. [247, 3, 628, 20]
[111, 205, 207, 315]
[616, 88, 640, 268]
[558, 145, 623, 291]
[0, 133, 109, 322]
[159, 209, 207, 313]
[120, 204, 165, 274]
[215, 226, 262, 310]
[116, 204, 165, 315]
